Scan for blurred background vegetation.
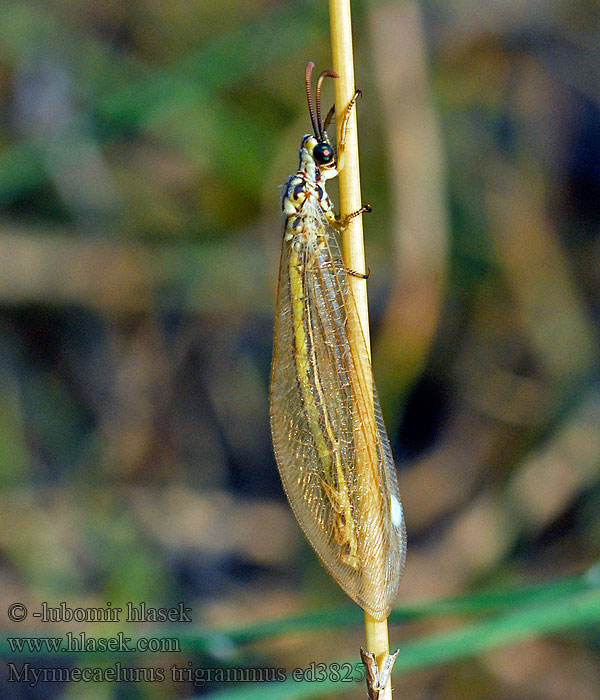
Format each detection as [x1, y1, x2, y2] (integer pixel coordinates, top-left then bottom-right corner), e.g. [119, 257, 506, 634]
[0, 0, 599, 698]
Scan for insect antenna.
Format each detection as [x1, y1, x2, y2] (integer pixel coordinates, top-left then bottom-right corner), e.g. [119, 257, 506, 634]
[316, 69, 338, 140]
[305, 62, 321, 140]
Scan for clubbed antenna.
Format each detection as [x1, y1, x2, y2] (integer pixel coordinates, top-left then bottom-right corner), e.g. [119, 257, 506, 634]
[305, 62, 320, 139]
[305, 62, 338, 140]
[316, 69, 338, 139]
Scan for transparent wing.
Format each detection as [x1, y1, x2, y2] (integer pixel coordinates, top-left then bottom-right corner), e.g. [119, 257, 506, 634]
[270, 218, 406, 620]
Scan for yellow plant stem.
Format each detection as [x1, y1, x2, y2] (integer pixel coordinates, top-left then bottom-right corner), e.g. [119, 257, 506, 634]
[329, 0, 393, 698]
[329, 0, 369, 335]
[365, 612, 391, 693]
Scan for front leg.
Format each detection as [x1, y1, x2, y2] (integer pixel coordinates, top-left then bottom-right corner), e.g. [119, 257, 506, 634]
[335, 89, 362, 174]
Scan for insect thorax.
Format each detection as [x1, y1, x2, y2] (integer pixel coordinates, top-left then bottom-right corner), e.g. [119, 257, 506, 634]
[282, 137, 336, 242]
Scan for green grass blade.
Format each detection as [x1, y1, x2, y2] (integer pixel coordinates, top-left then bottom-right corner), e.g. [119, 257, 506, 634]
[199, 587, 600, 700]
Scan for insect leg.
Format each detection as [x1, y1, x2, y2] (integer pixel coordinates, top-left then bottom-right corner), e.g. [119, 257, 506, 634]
[346, 266, 370, 280]
[341, 202, 371, 228]
[336, 89, 362, 173]
[324, 203, 372, 234]
[327, 203, 372, 278]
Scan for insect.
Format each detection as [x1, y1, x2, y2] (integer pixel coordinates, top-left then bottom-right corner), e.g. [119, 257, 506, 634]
[269, 62, 406, 620]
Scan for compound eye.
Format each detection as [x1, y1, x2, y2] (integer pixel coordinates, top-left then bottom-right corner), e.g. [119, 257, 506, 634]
[313, 141, 334, 165]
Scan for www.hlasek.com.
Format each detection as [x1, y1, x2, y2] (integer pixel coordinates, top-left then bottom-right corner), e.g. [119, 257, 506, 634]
[7, 662, 367, 688]
[7, 632, 179, 654]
